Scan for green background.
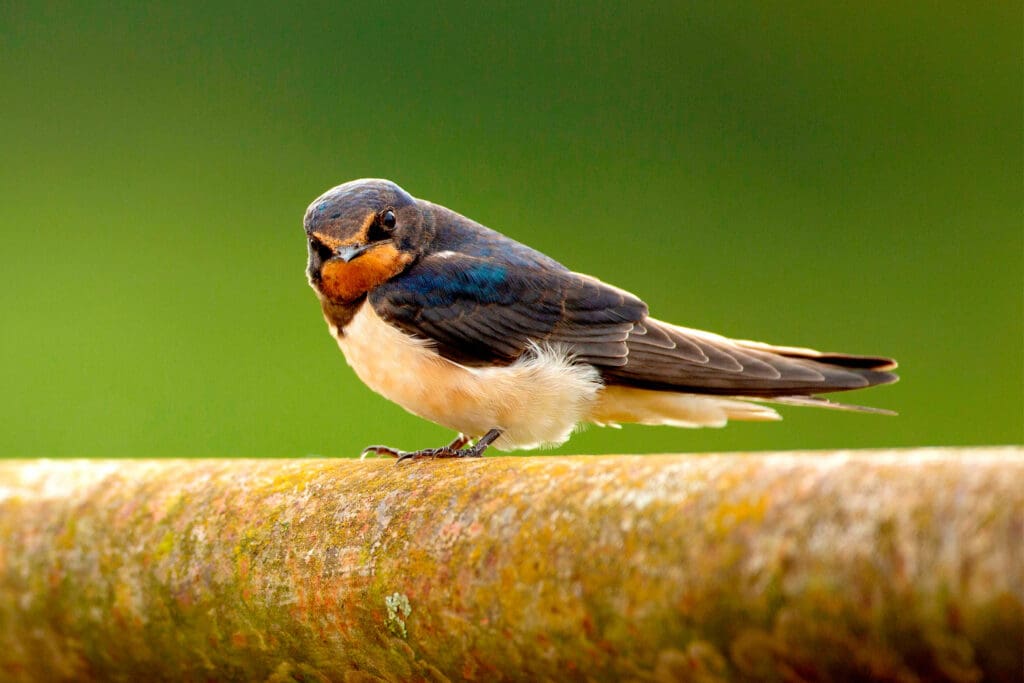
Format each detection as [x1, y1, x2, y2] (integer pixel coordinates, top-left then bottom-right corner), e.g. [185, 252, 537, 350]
[2, 3, 1020, 457]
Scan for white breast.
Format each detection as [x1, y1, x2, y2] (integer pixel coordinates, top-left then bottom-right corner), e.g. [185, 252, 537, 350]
[330, 304, 603, 450]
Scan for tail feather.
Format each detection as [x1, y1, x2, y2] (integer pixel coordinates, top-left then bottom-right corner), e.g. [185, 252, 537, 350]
[587, 386, 896, 433]
[742, 394, 898, 416]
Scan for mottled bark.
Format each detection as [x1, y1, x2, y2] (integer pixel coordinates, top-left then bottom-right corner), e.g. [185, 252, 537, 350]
[0, 449, 1021, 682]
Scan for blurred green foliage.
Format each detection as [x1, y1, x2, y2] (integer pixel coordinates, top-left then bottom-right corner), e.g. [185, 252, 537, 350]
[1, 3, 1020, 457]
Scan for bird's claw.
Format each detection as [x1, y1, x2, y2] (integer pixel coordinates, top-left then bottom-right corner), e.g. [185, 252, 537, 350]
[360, 445, 402, 460]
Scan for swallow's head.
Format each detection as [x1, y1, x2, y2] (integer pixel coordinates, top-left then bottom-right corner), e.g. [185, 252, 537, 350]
[304, 179, 426, 304]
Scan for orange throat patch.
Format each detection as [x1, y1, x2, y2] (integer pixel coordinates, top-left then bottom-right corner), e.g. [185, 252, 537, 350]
[318, 244, 412, 303]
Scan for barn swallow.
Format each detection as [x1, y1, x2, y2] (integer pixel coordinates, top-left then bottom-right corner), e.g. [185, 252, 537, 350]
[304, 179, 897, 461]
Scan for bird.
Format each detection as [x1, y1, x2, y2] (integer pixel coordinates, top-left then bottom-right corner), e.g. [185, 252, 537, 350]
[304, 179, 898, 462]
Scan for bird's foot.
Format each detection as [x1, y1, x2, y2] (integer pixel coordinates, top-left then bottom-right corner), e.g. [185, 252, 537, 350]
[395, 445, 470, 463]
[360, 430, 502, 464]
[360, 433, 469, 460]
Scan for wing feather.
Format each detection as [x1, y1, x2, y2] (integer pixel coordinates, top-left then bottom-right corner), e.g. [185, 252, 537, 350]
[370, 252, 647, 367]
[604, 318, 896, 396]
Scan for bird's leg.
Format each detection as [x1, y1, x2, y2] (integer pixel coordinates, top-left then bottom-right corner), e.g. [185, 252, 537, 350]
[460, 428, 503, 458]
[360, 433, 471, 460]
[393, 429, 504, 464]
[446, 433, 472, 451]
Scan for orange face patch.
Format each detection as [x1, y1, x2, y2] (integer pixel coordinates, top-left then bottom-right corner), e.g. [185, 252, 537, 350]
[319, 244, 412, 303]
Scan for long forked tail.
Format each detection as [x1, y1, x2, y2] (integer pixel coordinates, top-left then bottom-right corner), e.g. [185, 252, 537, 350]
[590, 319, 898, 428]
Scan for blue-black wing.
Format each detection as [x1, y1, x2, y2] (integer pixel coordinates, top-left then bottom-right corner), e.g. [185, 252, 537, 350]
[370, 250, 647, 367]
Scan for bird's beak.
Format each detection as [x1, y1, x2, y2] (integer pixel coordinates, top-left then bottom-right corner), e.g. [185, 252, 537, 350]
[335, 243, 370, 263]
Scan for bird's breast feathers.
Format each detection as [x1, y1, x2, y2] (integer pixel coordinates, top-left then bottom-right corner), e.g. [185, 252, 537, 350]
[330, 303, 603, 450]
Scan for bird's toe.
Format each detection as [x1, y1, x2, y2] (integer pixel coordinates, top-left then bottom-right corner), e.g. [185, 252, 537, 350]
[360, 445, 402, 460]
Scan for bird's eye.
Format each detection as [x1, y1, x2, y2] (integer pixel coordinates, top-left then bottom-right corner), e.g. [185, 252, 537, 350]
[308, 236, 333, 263]
[381, 210, 397, 230]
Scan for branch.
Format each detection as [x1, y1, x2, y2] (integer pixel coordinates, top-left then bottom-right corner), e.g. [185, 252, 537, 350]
[0, 448, 1021, 681]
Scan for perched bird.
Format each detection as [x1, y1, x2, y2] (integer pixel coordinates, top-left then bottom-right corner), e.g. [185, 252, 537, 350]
[304, 179, 897, 461]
